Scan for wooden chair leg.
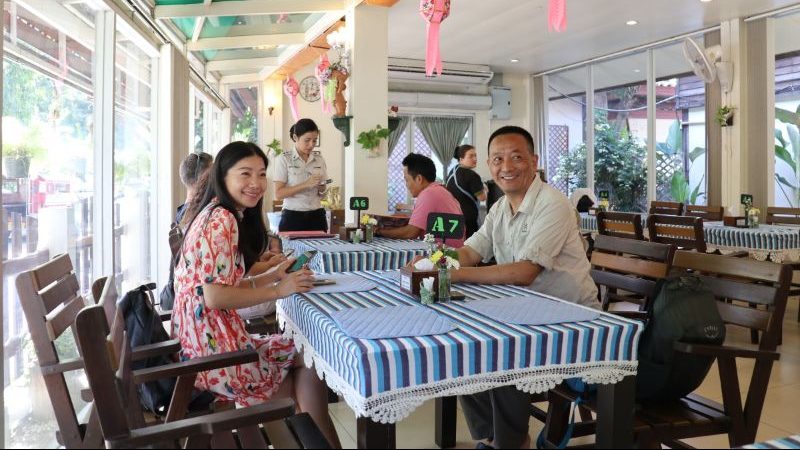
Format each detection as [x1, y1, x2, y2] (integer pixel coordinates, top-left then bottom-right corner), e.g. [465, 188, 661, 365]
[543, 395, 572, 448]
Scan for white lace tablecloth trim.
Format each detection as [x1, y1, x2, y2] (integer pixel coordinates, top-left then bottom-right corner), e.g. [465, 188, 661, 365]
[706, 244, 799, 263]
[279, 311, 638, 424]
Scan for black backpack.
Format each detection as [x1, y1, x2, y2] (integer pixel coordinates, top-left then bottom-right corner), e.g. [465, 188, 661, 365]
[158, 223, 184, 310]
[636, 275, 726, 402]
[120, 284, 213, 415]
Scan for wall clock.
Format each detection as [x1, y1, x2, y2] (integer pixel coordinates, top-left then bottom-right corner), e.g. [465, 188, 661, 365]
[299, 76, 321, 102]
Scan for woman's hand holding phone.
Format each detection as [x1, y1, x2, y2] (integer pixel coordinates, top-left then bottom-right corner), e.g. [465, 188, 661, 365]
[276, 269, 315, 297]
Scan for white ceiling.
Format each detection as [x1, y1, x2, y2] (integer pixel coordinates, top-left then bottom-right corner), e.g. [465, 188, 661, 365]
[388, 0, 800, 75]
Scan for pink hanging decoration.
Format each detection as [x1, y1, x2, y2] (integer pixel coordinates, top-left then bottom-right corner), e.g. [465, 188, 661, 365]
[419, 0, 450, 77]
[315, 54, 332, 114]
[548, 0, 566, 32]
[284, 76, 300, 122]
[276, 13, 289, 24]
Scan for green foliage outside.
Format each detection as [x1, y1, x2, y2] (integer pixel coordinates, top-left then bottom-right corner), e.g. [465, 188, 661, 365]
[554, 112, 707, 211]
[775, 105, 800, 207]
[232, 108, 257, 143]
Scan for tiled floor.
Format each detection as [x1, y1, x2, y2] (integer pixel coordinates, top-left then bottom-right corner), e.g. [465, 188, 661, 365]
[328, 299, 800, 449]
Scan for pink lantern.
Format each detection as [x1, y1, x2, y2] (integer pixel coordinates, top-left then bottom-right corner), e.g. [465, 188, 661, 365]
[419, 0, 450, 77]
[548, 0, 567, 32]
[315, 54, 332, 114]
[284, 76, 300, 122]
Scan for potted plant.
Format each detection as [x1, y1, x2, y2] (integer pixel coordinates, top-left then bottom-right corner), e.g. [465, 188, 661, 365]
[716, 106, 735, 127]
[356, 124, 390, 157]
[266, 138, 282, 156]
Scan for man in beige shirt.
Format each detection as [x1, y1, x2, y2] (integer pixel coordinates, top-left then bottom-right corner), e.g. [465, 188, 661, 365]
[452, 126, 599, 449]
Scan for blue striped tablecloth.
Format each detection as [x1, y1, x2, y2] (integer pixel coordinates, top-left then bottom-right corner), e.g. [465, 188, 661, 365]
[282, 237, 428, 273]
[579, 213, 800, 262]
[740, 435, 800, 449]
[277, 271, 642, 424]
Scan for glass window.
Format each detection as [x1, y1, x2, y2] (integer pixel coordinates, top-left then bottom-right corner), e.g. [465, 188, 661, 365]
[548, 67, 588, 197]
[114, 26, 156, 293]
[773, 13, 800, 208]
[654, 42, 707, 206]
[230, 85, 259, 143]
[593, 52, 649, 212]
[192, 89, 206, 153]
[387, 126, 408, 211]
[3, 2, 96, 447]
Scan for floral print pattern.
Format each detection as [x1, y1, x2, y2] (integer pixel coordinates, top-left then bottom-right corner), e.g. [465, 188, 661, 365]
[172, 203, 295, 406]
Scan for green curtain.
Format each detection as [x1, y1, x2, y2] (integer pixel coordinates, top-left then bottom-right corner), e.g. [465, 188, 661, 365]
[415, 116, 471, 179]
[387, 116, 410, 157]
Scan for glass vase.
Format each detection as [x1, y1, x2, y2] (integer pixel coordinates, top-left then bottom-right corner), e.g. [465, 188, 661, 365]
[365, 224, 374, 243]
[438, 266, 451, 303]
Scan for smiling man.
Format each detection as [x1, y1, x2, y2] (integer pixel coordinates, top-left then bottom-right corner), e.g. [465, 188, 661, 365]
[452, 126, 598, 449]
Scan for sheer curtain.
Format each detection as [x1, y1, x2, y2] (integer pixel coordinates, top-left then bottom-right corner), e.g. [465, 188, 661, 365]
[387, 116, 410, 157]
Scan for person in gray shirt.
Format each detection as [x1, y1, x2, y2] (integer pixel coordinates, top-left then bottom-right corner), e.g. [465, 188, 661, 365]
[451, 126, 599, 449]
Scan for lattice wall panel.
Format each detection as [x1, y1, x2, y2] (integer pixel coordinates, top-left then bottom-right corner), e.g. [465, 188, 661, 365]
[547, 125, 570, 195]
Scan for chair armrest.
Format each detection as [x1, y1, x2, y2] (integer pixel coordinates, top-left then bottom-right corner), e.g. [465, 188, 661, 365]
[109, 398, 297, 448]
[133, 349, 258, 384]
[131, 340, 182, 362]
[673, 342, 780, 361]
[158, 309, 172, 321]
[40, 357, 84, 376]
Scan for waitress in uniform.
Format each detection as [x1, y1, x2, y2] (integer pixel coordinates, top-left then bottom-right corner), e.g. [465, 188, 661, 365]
[274, 118, 330, 232]
[446, 144, 486, 239]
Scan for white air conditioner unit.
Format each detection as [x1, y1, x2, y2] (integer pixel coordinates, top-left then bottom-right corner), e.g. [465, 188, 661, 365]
[388, 58, 494, 85]
[388, 91, 492, 110]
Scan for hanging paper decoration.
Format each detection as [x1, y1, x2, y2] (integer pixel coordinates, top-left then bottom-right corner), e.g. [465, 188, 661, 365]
[419, 0, 450, 77]
[548, 0, 566, 32]
[284, 76, 300, 122]
[276, 13, 289, 24]
[315, 54, 332, 114]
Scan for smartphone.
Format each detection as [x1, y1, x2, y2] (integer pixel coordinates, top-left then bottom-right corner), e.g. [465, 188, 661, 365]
[449, 290, 467, 301]
[283, 249, 296, 257]
[287, 250, 317, 273]
[312, 278, 336, 286]
[319, 178, 333, 185]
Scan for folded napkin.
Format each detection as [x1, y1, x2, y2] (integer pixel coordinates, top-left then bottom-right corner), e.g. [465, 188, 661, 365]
[330, 305, 455, 339]
[312, 242, 373, 252]
[462, 295, 600, 326]
[379, 240, 430, 251]
[308, 273, 379, 294]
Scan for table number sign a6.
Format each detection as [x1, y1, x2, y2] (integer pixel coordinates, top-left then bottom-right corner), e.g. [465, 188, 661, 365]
[350, 197, 369, 211]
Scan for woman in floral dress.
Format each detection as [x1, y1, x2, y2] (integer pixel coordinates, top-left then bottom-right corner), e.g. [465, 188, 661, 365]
[173, 141, 340, 448]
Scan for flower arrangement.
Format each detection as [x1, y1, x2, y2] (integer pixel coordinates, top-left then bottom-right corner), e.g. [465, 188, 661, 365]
[388, 105, 399, 117]
[424, 233, 460, 270]
[360, 214, 378, 227]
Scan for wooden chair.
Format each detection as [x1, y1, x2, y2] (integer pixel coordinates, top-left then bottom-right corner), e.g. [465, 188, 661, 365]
[766, 207, 800, 226]
[272, 200, 283, 212]
[765, 207, 800, 322]
[596, 211, 645, 240]
[590, 235, 673, 313]
[647, 214, 706, 252]
[75, 285, 330, 449]
[15, 254, 113, 448]
[649, 201, 684, 216]
[684, 205, 725, 221]
[541, 251, 791, 448]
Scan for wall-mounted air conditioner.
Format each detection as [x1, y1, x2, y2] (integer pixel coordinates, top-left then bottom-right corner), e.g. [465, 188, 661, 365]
[388, 58, 494, 85]
[388, 91, 492, 110]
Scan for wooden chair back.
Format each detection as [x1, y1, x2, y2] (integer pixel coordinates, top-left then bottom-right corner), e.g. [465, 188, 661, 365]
[596, 211, 645, 240]
[590, 235, 673, 311]
[684, 205, 725, 221]
[647, 214, 707, 253]
[15, 254, 115, 448]
[76, 289, 330, 448]
[649, 200, 684, 216]
[273, 200, 283, 212]
[766, 207, 800, 226]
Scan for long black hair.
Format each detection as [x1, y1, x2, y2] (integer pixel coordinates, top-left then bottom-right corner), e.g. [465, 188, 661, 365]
[182, 141, 269, 272]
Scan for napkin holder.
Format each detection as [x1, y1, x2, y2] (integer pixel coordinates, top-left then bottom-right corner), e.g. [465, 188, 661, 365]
[399, 266, 439, 297]
[723, 216, 749, 228]
[339, 225, 359, 241]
